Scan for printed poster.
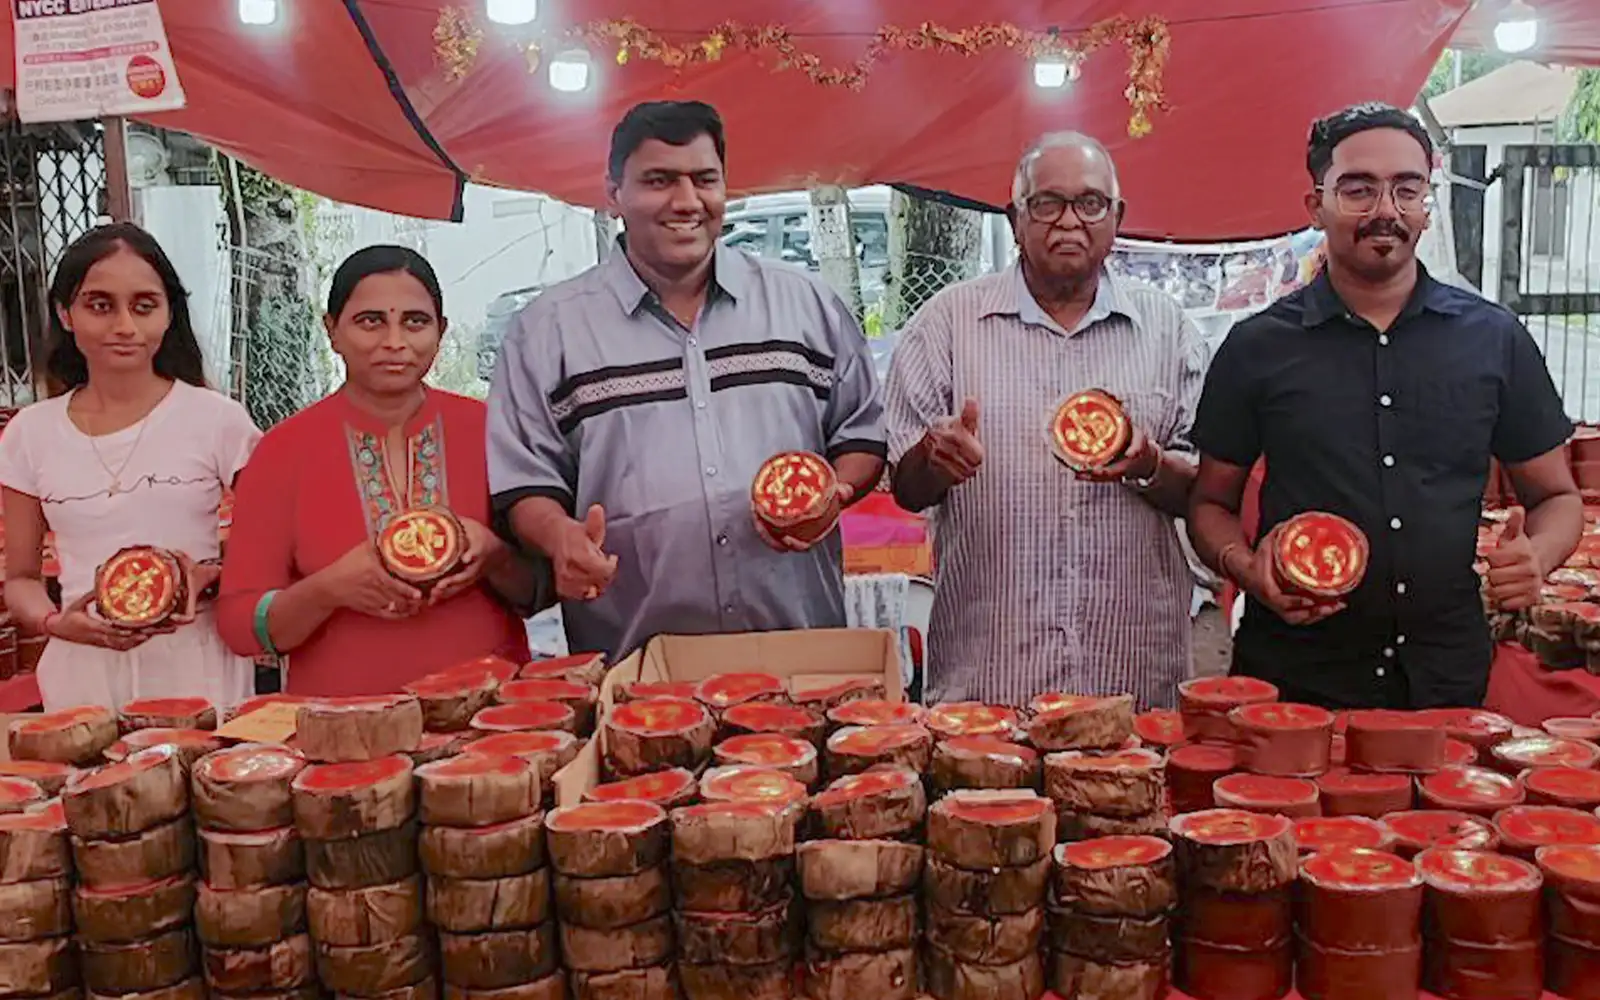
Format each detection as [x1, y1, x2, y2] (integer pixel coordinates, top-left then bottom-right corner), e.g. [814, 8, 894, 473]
[12, 0, 186, 123]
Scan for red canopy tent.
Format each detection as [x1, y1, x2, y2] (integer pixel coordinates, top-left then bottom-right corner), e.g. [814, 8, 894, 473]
[0, 0, 1539, 241]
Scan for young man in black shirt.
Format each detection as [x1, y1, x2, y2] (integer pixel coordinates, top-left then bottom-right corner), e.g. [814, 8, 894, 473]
[1188, 103, 1582, 710]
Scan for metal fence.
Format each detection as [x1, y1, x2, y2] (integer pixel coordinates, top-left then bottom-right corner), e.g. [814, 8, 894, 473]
[0, 123, 104, 405]
[224, 243, 334, 429]
[1494, 143, 1600, 425]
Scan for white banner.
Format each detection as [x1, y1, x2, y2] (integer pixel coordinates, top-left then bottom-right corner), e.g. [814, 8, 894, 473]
[12, 0, 186, 123]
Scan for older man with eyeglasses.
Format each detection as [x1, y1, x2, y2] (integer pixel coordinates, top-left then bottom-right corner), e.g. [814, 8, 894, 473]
[1188, 102, 1582, 711]
[884, 131, 1205, 709]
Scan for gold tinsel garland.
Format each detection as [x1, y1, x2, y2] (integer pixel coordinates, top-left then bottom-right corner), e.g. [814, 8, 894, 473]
[433, 11, 1171, 138]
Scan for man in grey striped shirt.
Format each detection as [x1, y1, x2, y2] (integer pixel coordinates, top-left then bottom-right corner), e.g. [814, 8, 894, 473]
[885, 133, 1204, 708]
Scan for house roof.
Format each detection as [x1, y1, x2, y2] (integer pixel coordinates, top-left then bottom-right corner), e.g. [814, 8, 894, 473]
[1430, 61, 1579, 127]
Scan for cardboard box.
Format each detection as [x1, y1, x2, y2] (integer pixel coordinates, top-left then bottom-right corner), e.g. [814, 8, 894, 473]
[552, 628, 903, 806]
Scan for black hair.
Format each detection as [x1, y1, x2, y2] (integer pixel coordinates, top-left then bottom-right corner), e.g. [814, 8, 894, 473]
[326, 244, 444, 320]
[607, 101, 726, 182]
[1307, 102, 1434, 182]
[45, 223, 206, 389]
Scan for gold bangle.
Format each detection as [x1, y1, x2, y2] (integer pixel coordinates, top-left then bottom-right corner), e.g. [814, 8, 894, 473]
[1217, 542, 1244, 583]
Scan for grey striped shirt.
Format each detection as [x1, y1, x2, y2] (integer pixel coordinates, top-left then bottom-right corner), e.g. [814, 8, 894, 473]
[884, 264, 1204, 709]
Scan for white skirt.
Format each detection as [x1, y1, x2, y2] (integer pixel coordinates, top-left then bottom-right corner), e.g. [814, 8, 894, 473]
[35, 608, 254, 714]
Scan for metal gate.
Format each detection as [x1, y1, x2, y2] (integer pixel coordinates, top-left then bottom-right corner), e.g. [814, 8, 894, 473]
[1494, 143, 1600, 424]
[0, 121, 105, 407]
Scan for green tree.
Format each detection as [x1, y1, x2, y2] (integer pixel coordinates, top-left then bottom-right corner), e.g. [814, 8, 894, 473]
[1419, 49, 1514, 100]
[1561, 68, 1600, 142]
[218, 156, 321, 429]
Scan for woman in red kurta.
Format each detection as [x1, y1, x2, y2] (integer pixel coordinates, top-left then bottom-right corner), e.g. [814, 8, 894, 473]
[216, 246, 542, 695]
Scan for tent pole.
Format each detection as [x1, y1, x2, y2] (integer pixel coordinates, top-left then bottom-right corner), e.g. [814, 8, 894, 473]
[101, 115, 134, 224]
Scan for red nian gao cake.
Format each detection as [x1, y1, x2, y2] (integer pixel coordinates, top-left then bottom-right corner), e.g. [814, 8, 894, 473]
[1384, 810, 1501, 860]
[1418, 765, 1525, 818]
[924, 702, 1020, 741]
[1417, 848, 1544, 1000]
[1420, 708, 1515, 759]
[94, 545, 186, 628]
[1294, 816, 1395, 855]
[713, 733, 819, 789]
[1133, 709, 1184, 748]
[1491, 733, 1600, 774]
[826, 699, 925, 729]
[718, 701, 824, 746]
[375, 507, 465, 590]
[1297, 847, 1423, 1000]
[1167, 743, 1241, 815]
[584, 767, 698, 809]
[1272, 511, 1369, 601]
[1049, 388, 1131, 472]
[1524, 766, 1600, 810]
[601, 697, 715, 778]
[1177, 676, 1279, 743]
[1230, 702, 1335, 777]
[750, 450, 840, 544]
[1344, 709, 1446, 773]
[1212, 773, 1321, 818]
[930, 736, 1040, 793]
[1315, 768, 1413, 818]
[1537, 844, 1600, 1000]
[1493, 804, 1600, 859]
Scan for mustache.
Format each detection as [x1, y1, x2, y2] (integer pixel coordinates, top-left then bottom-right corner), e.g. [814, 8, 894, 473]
[1357, 219, 1409, 240]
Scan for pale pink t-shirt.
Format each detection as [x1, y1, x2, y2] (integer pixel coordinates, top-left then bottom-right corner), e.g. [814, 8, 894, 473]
[0, 380, 262, 711]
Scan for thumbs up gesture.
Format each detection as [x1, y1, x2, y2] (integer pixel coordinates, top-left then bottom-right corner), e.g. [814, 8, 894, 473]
[926, 397, 985, 487]
[1484, 506, 1543, 611]
[554, 503, 620, 602]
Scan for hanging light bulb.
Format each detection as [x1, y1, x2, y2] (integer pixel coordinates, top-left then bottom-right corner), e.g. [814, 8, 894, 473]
[237, 0, 278, 26]
[1032, 55, 1080, 89]
[486, 0, 538, 26]
[548, 50, 592, 93]
[1494, 0, 1539, 54]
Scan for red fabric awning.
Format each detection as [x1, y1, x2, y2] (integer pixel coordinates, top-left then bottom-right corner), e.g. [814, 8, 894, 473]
[0, 1, 1512, 240]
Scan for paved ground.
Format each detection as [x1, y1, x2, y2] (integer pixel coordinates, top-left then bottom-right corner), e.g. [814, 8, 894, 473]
[1191, 604, 1231, 680]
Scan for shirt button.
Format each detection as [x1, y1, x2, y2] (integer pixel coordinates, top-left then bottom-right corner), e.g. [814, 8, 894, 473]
[1375, 666, 1387, 678]
[705, 466, 717, 477]
[1389, 517, 1402, 530]
[1379, 394, 1393, 407]
[1382, 454, 1395, 468]
[1383, 647, 1396, 658]
[1396, 581, 1408, 596]
[687, 337, 698, 346]
[696, 400, 707, 410]
[1396, 634, 1407, 645]
[1378, 334, 1390, 346]
[723, 604, 735, 614]
[717, 534, 728, 546]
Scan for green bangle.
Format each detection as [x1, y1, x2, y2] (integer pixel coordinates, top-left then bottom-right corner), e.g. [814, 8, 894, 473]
[254, 590, 282, 658]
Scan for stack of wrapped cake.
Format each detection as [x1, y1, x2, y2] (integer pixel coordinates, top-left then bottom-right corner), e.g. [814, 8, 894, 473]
[923, 789, 1053, 1000]
[798, 767, 925, 1000]
[65, 744, 202, 998]
[192, 742, 311, 999]
[291, 694, 434, 998]
[1171, 808, 1297, 1000]
[671, 798, 801, 1000]
[1049, 834, 1175, 1000]
[547, 800, 676, 1000]
[0, 792, 75, 998]
[417, 752, 559, 997]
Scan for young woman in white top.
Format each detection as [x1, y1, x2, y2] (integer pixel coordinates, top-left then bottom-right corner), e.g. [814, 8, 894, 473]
[0, 224, 261, 712]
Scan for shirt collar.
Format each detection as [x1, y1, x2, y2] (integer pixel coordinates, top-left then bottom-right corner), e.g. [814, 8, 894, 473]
[602, 234, 744, 315]
[984, 262, 1136, 337]
[1300, 261, 1464, 328]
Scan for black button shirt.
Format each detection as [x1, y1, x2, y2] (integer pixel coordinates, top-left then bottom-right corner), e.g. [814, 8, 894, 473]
[1193, 264, 1573, 710]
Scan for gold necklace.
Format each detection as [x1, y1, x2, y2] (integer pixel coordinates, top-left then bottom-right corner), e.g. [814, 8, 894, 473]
[81, 391, 156, 495]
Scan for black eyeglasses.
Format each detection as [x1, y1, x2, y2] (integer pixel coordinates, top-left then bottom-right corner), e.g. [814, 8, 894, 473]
[1023, 191, 1117, 225]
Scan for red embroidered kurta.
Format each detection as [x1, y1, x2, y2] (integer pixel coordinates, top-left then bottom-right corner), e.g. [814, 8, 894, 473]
[217, 389, 528, 696]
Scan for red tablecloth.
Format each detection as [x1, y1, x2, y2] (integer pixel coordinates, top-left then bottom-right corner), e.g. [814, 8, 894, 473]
[1486, 639, 1600, 726]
